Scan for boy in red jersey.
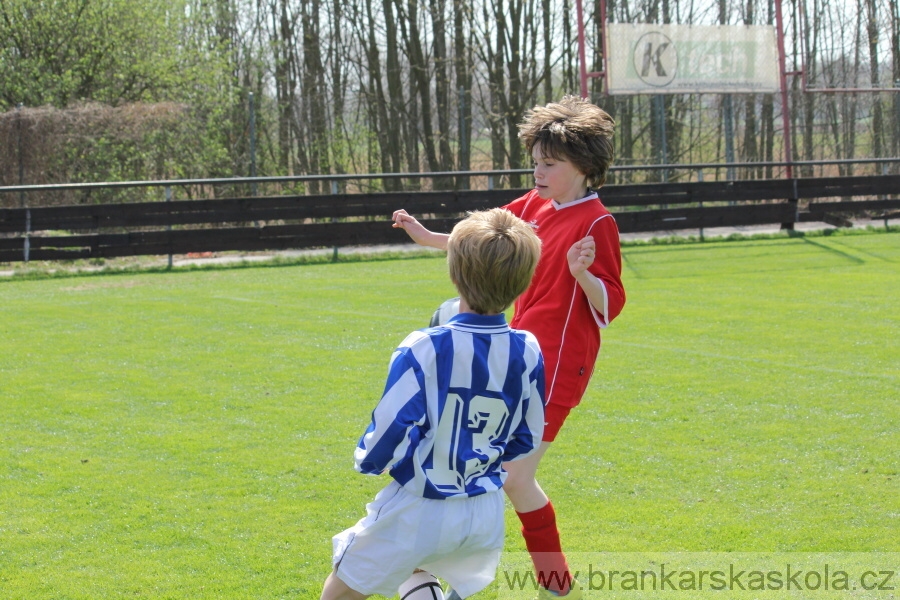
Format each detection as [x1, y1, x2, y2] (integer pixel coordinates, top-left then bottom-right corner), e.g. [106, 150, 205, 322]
[392, 95, 625, 599]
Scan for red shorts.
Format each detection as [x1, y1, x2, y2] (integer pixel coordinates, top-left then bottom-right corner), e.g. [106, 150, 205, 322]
[542, 402, 573, 442]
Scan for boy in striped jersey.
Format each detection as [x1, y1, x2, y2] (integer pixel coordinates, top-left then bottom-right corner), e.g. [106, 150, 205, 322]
[321, 208, 545, 600]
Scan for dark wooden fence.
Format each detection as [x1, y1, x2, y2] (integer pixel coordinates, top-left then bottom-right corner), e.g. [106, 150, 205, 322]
[1, 174, 898, 262]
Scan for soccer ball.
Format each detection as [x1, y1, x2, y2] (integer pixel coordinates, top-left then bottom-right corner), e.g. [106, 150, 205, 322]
[399, 571, 444, 600]
[429, 297, 460, 327]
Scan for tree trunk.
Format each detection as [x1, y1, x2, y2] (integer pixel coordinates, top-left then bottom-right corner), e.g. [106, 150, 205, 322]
[891, 0, 900, 164]
[799, 0, 817, 176]
[864, 0, 883, 159]
[614, 97, 635, 183]
[272, 0, 295, 176]
[302, 0, 331, 192]
[429, 0, 455, 188]
[542, 0, 553, 103]
[484, 0, 507, 174]
[360, 0, 395, 185]
[762, 93, 775, 178]
[403, 0, 442, 179]
[330, 0, 347, 187]
[454, 0, 473, 187]
[504, 0, 526, 188]
[381, 0, 405, 185]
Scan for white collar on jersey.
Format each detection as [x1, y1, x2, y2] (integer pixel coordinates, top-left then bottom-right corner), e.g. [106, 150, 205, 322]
[551, 189, 599, 211]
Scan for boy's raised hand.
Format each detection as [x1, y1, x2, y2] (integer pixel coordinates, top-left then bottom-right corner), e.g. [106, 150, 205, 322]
[392, 209, 444, 248]
[392, 209, 422, 237]
[567, 235, 596, 276]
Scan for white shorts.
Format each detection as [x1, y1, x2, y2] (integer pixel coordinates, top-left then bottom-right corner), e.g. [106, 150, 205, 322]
[332, 480, 505, 598]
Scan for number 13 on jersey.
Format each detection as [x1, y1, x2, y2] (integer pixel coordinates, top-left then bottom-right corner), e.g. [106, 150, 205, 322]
[426, 393, 511, 495]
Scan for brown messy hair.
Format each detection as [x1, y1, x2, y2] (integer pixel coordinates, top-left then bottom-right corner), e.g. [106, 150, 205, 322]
[518, 95, 616, 188]
[447, 208, 542, 315]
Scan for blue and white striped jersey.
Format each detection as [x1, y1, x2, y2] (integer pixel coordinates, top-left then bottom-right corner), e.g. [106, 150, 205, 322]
[354, 312, 545, 499]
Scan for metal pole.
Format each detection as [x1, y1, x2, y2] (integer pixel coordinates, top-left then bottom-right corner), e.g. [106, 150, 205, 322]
[654, 96, 669, 184]
[600, 0, 609, 93]
[17, 104, 24, 201]
[24, 209, 31, 263]
[458, 87, 467, 163]
[166, 186, 173, 269]
[885, 159, 890, 230]
[249, 92, 258, 197]
[576, 0, 589, 98]
[895, 81, 900, 174]
[723, 94, 736, 182]
[697, 169, 705, 241]
[774, 0, 798, 230]
[458, 87, 470, 190]
[332, 180, 339, 262]
[17, 103, 30, 263]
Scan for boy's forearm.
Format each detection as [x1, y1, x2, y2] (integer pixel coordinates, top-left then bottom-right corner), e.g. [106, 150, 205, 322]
[424, 232, 450, 250]
[574, 270, 608, 317]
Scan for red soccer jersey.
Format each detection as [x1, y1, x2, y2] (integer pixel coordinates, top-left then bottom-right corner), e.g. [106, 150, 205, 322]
[504, 189, 625, 407]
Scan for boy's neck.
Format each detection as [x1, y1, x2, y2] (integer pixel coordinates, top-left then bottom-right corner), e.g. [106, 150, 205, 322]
[554, 187, 591, 205]
[458, 297, 501, 317]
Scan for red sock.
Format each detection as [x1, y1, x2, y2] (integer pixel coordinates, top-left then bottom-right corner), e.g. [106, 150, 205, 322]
[517, 502, 571, 594]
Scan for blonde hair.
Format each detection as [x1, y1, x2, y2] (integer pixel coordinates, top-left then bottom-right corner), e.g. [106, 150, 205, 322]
[447, 208, 542, 315]
[518, 95, 616, 188]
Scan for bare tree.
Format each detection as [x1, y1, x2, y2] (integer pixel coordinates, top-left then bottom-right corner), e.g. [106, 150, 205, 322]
[863, 0, 883, 159]
[892, 0, 900, 160]
[542, 0, 554, 103]
[476, 0, 509, 174]
[454, 0, 474, 186]
[6, 0, 895, 190]
[799, 0, 818, 175]
[301, 0, 332, 192]
[430, 0, 454, 174]
[741, 0, 760, 178]
[400, 0, 442, 179]
[329, 0, 349, 187]
[271, 0, 297, 175]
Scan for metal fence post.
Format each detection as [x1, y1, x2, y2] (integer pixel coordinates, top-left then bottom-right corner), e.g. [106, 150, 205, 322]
[723, 94, 736, 184]
[24, 209, 31, 263]
[249, 92, 258, 197]
[653, 95, 670, 186]
[332, 180, 339, 262]
[697, 169, 705, 241]
[17, 103, 30, 263]
[166, 186, 173, 269]
[881, 162, 889, 230]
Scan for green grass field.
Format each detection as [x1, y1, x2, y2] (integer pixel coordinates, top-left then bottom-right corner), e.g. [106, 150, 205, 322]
[1, 230, 897, 599]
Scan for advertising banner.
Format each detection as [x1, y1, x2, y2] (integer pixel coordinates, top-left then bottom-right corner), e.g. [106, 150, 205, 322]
[606, 23, 780, 94]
